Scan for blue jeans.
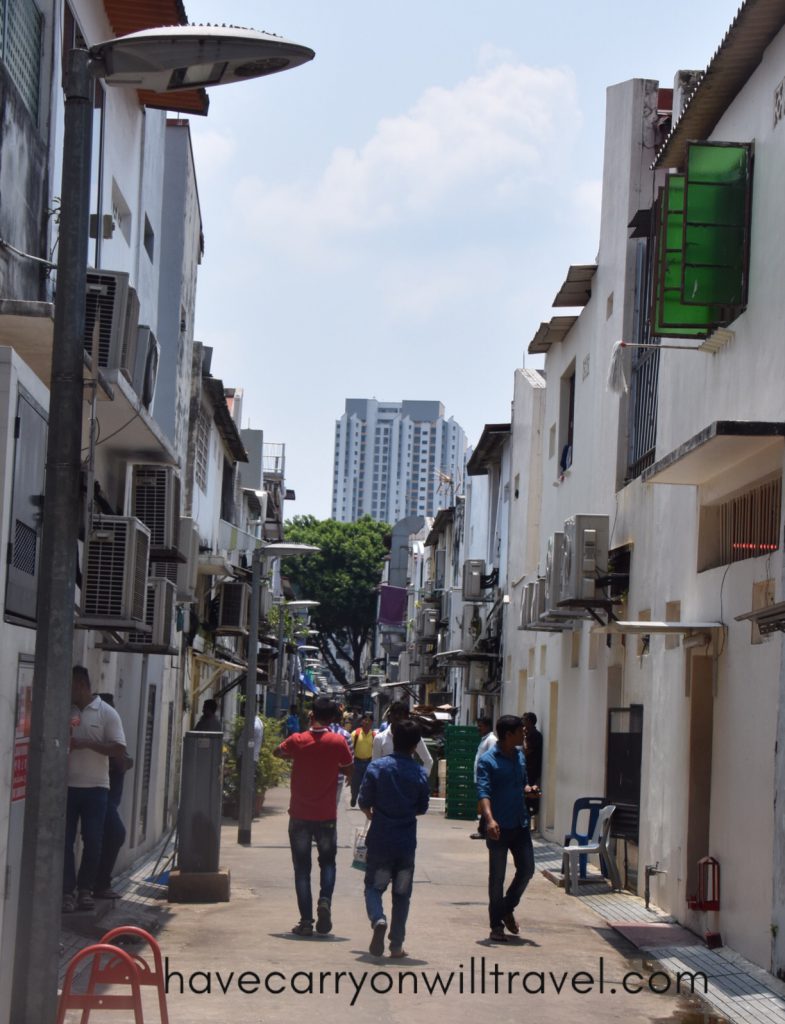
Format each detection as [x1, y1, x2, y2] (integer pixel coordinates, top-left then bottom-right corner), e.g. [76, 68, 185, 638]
[351, 759, 371, 803]
[364, 849, 415, 949]
[63, 787, 109, 894]
[288, 818, 337, 923]
[94, 798, 127, 891]
[486, 826, 535, 928]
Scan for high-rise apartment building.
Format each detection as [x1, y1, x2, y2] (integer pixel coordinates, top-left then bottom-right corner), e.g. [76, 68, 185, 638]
[331, 399, 467, 523]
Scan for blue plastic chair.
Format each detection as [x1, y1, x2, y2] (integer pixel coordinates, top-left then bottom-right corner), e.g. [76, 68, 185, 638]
[563, 797, 605, 879]
[562, 805, 621, 894]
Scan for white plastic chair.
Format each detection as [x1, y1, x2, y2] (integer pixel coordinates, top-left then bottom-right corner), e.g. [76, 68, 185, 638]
[561, 803, 621, 894]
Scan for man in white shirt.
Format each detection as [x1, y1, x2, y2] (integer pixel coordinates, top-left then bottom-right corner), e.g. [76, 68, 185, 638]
[63, 666, 127, 913]
[372, 701, 433, 778]
[253, 714, 264, 763]
[470, 716, 497, 839]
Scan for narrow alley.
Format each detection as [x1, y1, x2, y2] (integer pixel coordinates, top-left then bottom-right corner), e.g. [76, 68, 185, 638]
[59, 787, 762, 1024]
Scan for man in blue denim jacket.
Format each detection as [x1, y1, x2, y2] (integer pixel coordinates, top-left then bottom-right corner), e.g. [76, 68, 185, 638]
[476, 715, 535, 942]
[358, 720, 430, 958]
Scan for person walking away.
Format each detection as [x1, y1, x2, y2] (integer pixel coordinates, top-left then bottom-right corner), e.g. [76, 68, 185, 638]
[358, 720, 430, 958]
[522, 712, 543, 824]
[328, 708, 354, 806]
[372, 701, 433, 781]
[285, 704, 300, 737]
[476, 715, 534, 942]
[470, 716, 496, 839]
[93, 694, 133, 899]
[194, 698, 222, 731]
[350, 714, 376, 807]
[63, 667, 127, 912]
[275, 697, 353, 936]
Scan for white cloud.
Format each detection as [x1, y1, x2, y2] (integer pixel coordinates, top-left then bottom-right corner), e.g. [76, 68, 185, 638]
[229, 60, 581, 251]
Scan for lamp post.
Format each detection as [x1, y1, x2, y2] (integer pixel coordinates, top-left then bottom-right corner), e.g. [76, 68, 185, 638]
[238, 546, 318, 845]
[11, 26, 313, 1024]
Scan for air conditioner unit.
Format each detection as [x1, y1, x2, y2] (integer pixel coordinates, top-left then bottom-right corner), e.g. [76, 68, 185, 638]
[133, 326, 159, 409]
[176, 517, 199, 601]
[519, 582, 534, 629]
[217, 581, 250, 634]
[462, 558, 485, 600]
[130, 464, 181, 554]
[152, 515, 198, 600]
[422, 605, 438, 637]
[434, 548, 446, 590]
[531, 577, 547, 621]
[84, 269, 133, 373]
[128, 577, 177, 648]
[464, 658, 490, 693]
[120, 286, 140, 382]
[561, 514, 610, 603]
[544, 532, 565, 615]
[461, 604, 484, 651]
[78, 516, 151, 630]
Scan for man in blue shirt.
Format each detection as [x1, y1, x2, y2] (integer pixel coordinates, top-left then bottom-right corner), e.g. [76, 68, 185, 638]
[358, 720, 430, 959]
[476, 715, 535, 942]
[285, 704, 300, 737]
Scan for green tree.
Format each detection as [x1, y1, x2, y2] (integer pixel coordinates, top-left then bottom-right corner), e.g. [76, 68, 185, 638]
[283, 515, 390, 687]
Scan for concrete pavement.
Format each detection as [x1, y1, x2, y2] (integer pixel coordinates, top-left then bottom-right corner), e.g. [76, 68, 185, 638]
[59, 785, 725, 1024]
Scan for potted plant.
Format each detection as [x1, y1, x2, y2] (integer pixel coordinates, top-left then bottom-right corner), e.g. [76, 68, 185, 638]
[222, 714, 288, 818]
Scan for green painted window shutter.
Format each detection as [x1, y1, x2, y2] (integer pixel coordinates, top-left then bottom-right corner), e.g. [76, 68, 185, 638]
[683, 142, 752, 309]
[649, 142, 752, 339]
[651, 175, 713, 337]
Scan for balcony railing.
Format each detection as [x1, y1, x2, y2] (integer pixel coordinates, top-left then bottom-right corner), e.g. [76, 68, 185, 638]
[263, 443, 285, 478]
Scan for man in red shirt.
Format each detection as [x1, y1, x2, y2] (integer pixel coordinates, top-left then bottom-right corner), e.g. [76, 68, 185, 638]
[275, 697, 353, 936]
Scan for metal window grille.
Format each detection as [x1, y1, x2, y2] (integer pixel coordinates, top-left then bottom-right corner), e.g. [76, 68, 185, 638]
[12, 519, 36, 574]
[1, 0, 43, 120]
[195, 408, 209, 493]
[719, 477, 781, 566]
[627, 238, 660, 480]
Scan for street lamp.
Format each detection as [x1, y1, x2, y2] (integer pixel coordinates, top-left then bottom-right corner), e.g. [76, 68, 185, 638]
[11, 26, 313, 1024]
[237, 546, 319, 845]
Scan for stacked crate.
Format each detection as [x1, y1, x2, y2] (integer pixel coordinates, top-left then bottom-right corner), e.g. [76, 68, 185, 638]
[444, 724, 480, 820]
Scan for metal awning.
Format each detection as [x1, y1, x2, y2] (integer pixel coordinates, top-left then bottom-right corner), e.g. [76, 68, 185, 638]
[592, 621, 724, 646]
[642, 421, 785, 486]
[433, 650, 499, 662]
[466, 423, 510, 476]
[528, 315, 578, 355]
[654, 0, 785, 169]
[735, 602, 785, 634]
[552, 264, 596, 307]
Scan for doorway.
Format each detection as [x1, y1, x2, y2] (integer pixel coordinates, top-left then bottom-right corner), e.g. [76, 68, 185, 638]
[686, 655, 714, 900]
[606, 704, 643, 888]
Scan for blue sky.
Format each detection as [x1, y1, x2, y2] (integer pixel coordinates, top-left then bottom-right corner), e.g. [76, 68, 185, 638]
[184, 0, 742, 518]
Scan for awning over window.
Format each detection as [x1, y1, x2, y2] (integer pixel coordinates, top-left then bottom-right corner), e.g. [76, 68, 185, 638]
[466, 424, 510, 476]
[528, 316, 578, 355]
[642, 421, 785, 486]
[552, 264, 596, 307]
